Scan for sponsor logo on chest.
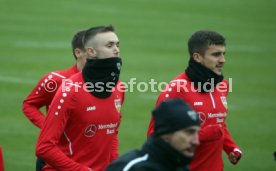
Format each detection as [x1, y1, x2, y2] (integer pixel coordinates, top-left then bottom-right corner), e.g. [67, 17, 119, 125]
[217, 118, 224, 123]
[98, 123, 118, 135]
[208, 112, 227, 118]
[84, 124, 97, 138]
[196, 112, 227, 124]
[84, 122, 118, 138]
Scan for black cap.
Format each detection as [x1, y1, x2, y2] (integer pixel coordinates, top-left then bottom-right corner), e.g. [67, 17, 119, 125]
[153, 98, 200, 136]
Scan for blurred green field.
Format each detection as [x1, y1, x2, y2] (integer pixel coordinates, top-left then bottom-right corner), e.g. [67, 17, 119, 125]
[1, 0, 275, 170]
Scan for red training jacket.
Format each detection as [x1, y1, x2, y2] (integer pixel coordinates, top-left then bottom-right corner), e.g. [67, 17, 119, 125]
[36, 72, 124, 171]
[147, 72, 240, 171]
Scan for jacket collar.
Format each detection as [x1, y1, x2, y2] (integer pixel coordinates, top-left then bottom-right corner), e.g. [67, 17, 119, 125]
[141, 136, 191, 171]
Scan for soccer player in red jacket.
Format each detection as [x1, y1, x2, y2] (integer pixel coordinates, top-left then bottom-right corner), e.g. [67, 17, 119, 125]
[147, 31, 242, 171]
[36, 25, 124, 171]
[22, 29, 88, 170]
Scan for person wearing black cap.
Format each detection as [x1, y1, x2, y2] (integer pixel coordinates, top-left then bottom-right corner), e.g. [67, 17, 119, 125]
[106, 98, 200, 171]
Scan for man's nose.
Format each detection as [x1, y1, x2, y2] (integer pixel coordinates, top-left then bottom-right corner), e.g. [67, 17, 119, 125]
[192, 134, 200, 146]
[219, 55, 226, 63]
[114, 46, 120, 54]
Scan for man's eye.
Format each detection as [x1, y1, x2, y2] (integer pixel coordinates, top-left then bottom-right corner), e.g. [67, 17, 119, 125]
[212, 52, 225, 57]
[213, 53, 220, 56]
[183, 129, 195, 135]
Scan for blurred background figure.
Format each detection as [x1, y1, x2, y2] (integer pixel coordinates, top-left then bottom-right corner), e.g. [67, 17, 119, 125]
[22, 29, 87, 171]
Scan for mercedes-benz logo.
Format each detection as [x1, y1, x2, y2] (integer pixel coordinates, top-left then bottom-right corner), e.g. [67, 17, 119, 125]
[198, 112, 206, 124]
[84, 124, 97, 138]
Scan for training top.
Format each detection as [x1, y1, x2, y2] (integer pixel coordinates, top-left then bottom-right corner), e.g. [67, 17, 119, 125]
[22, 65, 79, 128]
[36, 72, 124, 171]
[147, 72, 241, 171]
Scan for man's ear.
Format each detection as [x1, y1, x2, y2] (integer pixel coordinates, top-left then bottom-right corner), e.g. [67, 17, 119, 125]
[74, 48, 82, 59]
[86, 47, 97, 57]
[192, 53, 202, 63]
[160, 134, 171, 143]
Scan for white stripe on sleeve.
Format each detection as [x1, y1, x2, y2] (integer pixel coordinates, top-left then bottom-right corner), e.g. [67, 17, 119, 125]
[123, 154, 149, 171]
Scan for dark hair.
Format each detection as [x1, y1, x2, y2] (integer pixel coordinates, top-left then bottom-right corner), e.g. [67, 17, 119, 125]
[188, 31, 226, 57]
[82, 25, 115, 47]
[71, 30, 86, 59]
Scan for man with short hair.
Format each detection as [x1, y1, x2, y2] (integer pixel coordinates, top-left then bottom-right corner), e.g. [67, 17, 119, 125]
[106, 98, 200, 171]
[22, 29, 87, 171]
[36, 25, 124, 171]
[147, 31, 242, 171]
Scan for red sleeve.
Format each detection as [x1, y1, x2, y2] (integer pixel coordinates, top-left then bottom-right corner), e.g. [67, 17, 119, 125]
[223, 124, 240, 155]
[147, 81, 183, 137]
[36, 88, 89, 171]
[0, 146, 4, 171]
[22, 74, 56, 128]
[222, 80, 240, 154]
